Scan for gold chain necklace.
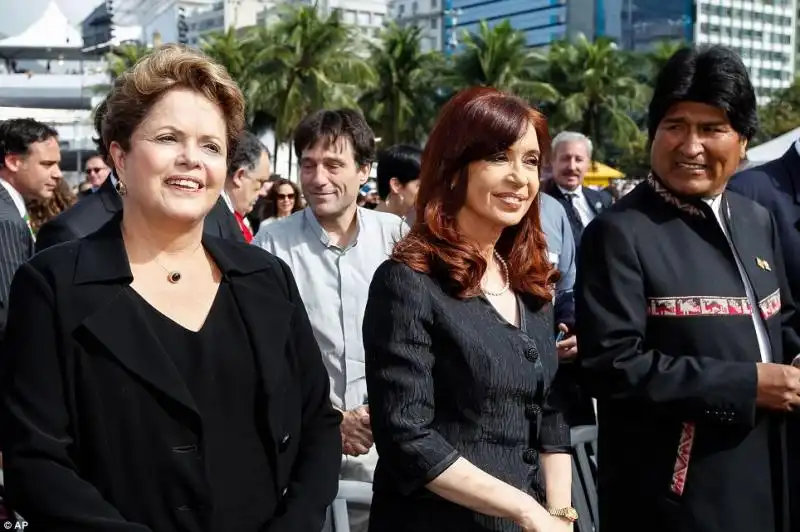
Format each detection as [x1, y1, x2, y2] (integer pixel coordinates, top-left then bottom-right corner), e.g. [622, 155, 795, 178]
[152, 242, 204, 284]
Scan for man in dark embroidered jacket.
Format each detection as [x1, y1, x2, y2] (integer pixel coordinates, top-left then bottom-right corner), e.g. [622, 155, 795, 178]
[576, 46, 800, 532]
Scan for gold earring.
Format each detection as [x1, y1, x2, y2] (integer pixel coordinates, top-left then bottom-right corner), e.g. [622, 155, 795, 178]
[115, 181, 128, 196]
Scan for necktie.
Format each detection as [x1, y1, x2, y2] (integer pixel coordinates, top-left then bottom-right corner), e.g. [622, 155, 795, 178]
[565, 193, 584, 228]
[234, 212, 253, 243]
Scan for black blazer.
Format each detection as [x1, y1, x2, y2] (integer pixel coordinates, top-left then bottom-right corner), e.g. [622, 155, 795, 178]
[576, 177, 800, 532]
[36, 179, 244, 252]
[542, 180, 613, 244]
[0, 217, 341, 532]
[363, 260, 571, 532]
[728, 146, 800, 530]
[0, 184, 33, 340]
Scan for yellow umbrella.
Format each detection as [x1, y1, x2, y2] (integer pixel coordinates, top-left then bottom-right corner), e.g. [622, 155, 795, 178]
[583, 161, 624, 187]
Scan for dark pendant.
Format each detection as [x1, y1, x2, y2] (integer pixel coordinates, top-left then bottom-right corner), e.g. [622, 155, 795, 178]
[168, 271, 182, 284]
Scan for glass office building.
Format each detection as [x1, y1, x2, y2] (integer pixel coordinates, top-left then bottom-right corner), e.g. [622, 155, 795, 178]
[444, 0, 615, 48]
[622, 0, 797, 99]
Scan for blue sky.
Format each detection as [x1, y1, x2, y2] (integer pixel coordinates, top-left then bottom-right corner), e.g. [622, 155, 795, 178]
[0, 0, 98, 38]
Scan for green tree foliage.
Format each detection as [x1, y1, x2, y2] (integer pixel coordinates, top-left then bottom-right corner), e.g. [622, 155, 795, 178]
[756, 78, 800, 144]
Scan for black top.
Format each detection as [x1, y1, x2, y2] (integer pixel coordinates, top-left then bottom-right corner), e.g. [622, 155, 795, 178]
[0, 215, 342, 532]
[363, 260, 570, 532]
[130, 282, 275, 531]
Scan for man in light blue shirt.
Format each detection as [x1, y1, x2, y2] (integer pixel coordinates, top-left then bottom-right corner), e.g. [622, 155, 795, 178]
[253, 109, 405, 532]
[540, 192, 576, 330]
[540, 190, 597, 425]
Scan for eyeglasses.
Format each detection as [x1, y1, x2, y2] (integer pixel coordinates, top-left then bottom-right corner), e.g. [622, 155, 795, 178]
[277, 193, 295, 200]
[86, 168, 106, 174]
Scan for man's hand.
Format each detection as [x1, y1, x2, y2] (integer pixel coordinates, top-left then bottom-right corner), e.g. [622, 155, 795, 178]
[755, 363, 800, 412]
[341, 405, 373, 456]
[556, 323, 578, 362]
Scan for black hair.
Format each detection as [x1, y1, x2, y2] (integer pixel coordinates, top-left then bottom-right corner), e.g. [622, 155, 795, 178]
[293, 109, 375, 167]
[0, 118, 59, 169]
[227, 130, 269, 177]
[648, 45, 758, 142]
[376, 144, 422, 200]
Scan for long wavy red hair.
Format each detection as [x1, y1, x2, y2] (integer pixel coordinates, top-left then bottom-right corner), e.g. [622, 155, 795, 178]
[392, 86, 558, 301]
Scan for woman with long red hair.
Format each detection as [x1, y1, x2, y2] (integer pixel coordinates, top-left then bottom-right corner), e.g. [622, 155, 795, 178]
[363, 87, 574, 532]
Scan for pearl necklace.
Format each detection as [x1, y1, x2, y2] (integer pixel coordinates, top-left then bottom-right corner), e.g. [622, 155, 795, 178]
[482, 250, 510, 297]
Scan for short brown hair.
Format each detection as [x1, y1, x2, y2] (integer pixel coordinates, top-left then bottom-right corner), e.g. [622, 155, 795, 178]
[97, 44, 245, 169]
[392, 87, 557, 301]
[293, 109, 375, 167]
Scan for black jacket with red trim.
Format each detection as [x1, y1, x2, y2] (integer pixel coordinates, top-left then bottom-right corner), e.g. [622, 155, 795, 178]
[576, 174, 800, 532]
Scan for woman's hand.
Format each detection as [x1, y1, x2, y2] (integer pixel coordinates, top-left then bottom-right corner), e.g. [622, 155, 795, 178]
[516, 502, 574, 532]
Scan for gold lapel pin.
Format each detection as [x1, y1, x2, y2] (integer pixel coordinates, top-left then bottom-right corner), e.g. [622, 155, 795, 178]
[756, 258, 771, 271]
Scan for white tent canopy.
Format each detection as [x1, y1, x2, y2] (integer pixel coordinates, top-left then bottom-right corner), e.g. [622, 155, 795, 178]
[747, 127, 800, 162]
[0, 1, 82, 48]
[0, 1, 84, 60]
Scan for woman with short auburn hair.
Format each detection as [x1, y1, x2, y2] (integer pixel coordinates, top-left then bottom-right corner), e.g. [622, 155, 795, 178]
[0, 44, 341, 532]
[363, 87, 574, 532]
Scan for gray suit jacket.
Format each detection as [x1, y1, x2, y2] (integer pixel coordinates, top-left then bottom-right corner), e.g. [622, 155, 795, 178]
[0, 185, 33, 341]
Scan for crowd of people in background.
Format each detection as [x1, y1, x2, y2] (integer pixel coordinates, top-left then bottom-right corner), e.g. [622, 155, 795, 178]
[0, 41, 798, 532]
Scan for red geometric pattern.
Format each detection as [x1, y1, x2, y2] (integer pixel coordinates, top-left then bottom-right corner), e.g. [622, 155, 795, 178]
[647, 289, 781, 321]
[670, 421, 696, 496]
[758, 289, 781, 320]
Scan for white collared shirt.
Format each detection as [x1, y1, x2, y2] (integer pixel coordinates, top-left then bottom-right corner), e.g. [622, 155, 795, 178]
[703, 195, 771, 363]
[0, 177, 27, 219]
[557, 184, 596, 226]
[794, 138, 800, 157]
[252, 207, 407, 410]
[221, 189, 251, 229]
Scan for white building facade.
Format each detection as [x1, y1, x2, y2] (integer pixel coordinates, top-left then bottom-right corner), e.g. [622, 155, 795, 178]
[694, 0, 797, 100]
[392, 0, 445, 51]
[296, 0, 390, 39]
[186, 0, 279, 46]
[114, 0, 216, 46]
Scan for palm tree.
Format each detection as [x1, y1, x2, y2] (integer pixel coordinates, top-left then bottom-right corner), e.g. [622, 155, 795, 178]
[201, 27, 249, 81]
[248, 5, 375, 173]
[449, 20, 559, 104]
[541, 35, 649, 161]
[201, 27, 276, 134]
[645, 40, 687, 80]
[91, 42, 153, 95]
[106, 42, 152, 79]
[359, 23, 443, 146]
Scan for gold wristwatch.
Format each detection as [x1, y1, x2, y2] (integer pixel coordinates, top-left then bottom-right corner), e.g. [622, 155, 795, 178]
[548, 506, 579, 522]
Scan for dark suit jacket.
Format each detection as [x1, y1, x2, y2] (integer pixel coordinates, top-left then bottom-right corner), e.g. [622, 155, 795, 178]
[363, 260, 571, 532]
[0, 217, 341, 532]
[541, 180, 613, 244]
[577, 176, 800, 532]
[728, 146, 800, 302]
[728, 146, 800, 530]
[0, 184, 33, 341]
[36, 179, 244, 252]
